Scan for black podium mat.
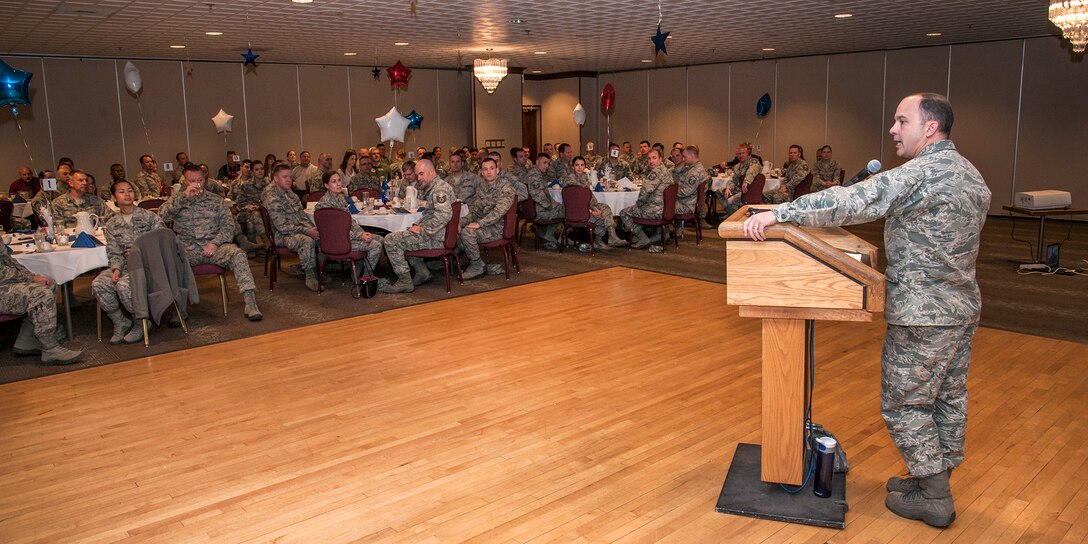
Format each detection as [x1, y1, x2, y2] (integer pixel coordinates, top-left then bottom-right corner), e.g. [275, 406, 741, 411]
[714, 443, 848, 529]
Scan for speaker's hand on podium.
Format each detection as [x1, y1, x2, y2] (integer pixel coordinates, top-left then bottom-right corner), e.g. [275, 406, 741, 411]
[742, 210, 778, 241]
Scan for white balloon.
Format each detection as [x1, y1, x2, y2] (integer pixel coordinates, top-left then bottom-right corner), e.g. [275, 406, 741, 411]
[211, 109, 234, 134]
[375, 107, 410, 143]
[573, 103, 586, 126]
[123, 61, 142, 95]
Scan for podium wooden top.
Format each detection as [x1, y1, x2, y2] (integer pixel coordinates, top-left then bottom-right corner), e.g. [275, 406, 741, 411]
[717, 205, 885, 319]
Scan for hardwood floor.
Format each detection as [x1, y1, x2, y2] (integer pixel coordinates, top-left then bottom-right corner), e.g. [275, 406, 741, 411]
[1, 267, 1085, 543]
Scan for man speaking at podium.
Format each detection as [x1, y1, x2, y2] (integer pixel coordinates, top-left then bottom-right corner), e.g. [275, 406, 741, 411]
[742, 93, 991, 528]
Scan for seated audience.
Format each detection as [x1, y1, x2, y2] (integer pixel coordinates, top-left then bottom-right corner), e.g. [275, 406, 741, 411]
[0, 252, 83, 364]
[812, 145, 843, 192]
[620, 149, 675, 252]
[561, 156, 627, 251]
[768, 144, 811, 204]
[381, 160, 455, 293]
[459, 157, 516, 280]
[262, 163, 320, 292]
[51, 169, 113, 229]
[314, 171, 383, 274]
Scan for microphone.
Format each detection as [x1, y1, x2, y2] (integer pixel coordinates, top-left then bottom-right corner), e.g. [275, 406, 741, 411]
[842, 160, 882, 187]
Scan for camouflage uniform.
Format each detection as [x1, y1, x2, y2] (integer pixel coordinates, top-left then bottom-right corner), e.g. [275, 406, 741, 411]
[508, 163, 532, 202]
[0, 252, 62, 349]
[546, 160, 574, 185]
[773, 139, 991, 477]
[583, 154, 604, 171]
[446, 171, 480, 205]
[630, 153, 651, 177]
[158, 190, 257, 293]
[382, 178, 454, 276]
[812, 159, 843, 193]
[768, 159, 811, 204]
[458, 176, 516, 263]
[561, 171, 617, 233]
[314, 191, 383, 272]
[50, 193, 113, 229]
[620, 163, 674, 229]
[396, 179, 420, 200]
[498, 170, 527, 203]
[596, 160, 631, 182]
[261, 184, 318, 272]
[720, 157, 761, 217]
[133, 170, 163, 199]
[292, 164, 323, 193]
[231, 176, 268, 241]
[204, 178, 227, 198]
[676, 161, 709, 216]
[348, 172, 382, 194]
[526, 167, 564, 222]
[619, 152, 636, 169]
[91, 207, 165, 315]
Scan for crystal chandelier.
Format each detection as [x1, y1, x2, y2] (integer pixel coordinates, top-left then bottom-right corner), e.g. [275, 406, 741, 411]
[474, 54, 508, 94]
[1050, 0, 1088, 53]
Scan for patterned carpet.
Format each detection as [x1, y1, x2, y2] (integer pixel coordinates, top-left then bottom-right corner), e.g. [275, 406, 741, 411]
[1, 215, 1085, 383]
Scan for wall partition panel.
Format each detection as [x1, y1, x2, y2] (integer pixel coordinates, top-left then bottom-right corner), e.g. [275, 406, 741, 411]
[243, 64, 301, 161]
[648, 66, 689, 151]
[113, 60, 189, 175]
[44, 58, 124, 182]
[948, 41, 1023, 214]
[184, 62, 247, 169]
[883, 47, 951, 169]
[686, 63, 731, 164]
[774, 56, 828, 168]
[298, 64, 350, 161]
[437, 70, 473, 150]
[826, 51, 886, 177]
[728, 60, 777, 164]
[600, 71, 650, 147]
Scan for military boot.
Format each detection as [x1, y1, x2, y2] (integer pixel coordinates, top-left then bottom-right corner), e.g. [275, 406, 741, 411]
[887, 467, 953, 494]
[40, 344, 83, 365]
[381, 272, 415, 294]
[607, 225, 629, 247]
[304, 270, 320, 292]
[630, 227, 652, 249]
[106, 309, 133, 345]
[885, 469, 956, 528]
[699, 218, 714, 229]
[242, 290, 263, 322]
[123, 322, 145, 344]
[411, 260, 433, 286]
[593, 232, 612, 251]
[12, 320, 64, 356]
[462, 259, 486, 280]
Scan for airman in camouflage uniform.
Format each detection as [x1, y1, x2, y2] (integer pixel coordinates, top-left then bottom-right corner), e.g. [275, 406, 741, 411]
[526, 153, 564, 247]
[676, 147, 710, 222]
[767, 145, 811, 204]
[314, 186, 384, 273]
[395, 161, 419, 200]
[629, 141, 652, 177]
[0, 253, 82, 364]
[160, 165, 264, 320]
[132, 155, 163, 199]
[458, 158, 516, 280]
[262, 164, 321, 292]
[446, 153, 480, 205]
[744, 93, 990, 529]
[719, 145, 762, 218]
[812, 145, 843, 193]
[507, 147, 533, 202]
[91, 182, 165, 344]
[582, 142, 604, 171]
[231, 162, 269, 245]
[547, 144, 575, 183]
[562, 158, 628, 250]
[381, 160, 455, 293]
[51, 170, 113, 229]
[596, 144, 632, 181]
[620, 151, 675, 250]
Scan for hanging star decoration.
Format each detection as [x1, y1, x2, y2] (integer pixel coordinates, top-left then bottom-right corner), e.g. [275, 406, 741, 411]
[184, 60, 194, 77]
[404, 110, 423, 130]
[242, 48, 259, 66]
[651, 25, 670, 56]
[409, 0, 417, 17]
[372, 67, 381, 81]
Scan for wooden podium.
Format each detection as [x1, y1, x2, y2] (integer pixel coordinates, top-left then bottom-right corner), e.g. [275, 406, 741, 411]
[718, 206, 885, 485]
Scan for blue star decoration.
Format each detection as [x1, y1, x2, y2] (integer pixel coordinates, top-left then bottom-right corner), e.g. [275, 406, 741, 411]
[372, 67, 381, 81]
[404, 110, 423, 130]
[651, 25, 670, 56]
[242, 48, 259, 66]
[0, 58, 33, 116]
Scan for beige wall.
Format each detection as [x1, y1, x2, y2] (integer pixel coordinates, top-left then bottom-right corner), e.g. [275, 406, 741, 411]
[0, 57, 472, 186]
[473, 73, 522, 151]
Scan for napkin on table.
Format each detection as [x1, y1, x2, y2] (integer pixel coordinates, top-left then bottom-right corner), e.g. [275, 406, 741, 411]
[71, 232, 101, 248]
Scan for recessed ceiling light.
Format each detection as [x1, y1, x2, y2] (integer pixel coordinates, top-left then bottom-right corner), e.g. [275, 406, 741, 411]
[170, 45, 186, 49]
[926, 32, 943, 37]
[834, 13, 853, 19]
[509, 18, 523, 24]
[641, 59, 653, 63]
[667, 35, 673, 39]
[205, 31, 223, 36]
[394, 42, 409, 46]
[762, 47, 775, 51]
[534, 51, 547, 55]
[530, 70, 542, 73]
[343, 52, 357, 56]
[292, 0, 313, 3]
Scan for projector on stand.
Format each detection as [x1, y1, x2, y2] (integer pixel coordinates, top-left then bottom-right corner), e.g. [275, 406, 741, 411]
[1015, 190, 1072, 210]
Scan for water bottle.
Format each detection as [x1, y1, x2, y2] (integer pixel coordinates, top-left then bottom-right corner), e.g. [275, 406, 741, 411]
[813, 436, 837, 498]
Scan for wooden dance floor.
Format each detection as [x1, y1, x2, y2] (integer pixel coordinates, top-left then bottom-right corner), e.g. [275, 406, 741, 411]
[1, 267, 1086, 543]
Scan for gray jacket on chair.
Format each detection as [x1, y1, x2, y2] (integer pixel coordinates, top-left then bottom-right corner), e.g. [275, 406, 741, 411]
[128, 228, 198, 325]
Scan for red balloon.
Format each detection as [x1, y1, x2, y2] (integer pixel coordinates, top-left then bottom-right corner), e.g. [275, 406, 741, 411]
[601, 83, 616, 115]
[387, 61, 412, 89]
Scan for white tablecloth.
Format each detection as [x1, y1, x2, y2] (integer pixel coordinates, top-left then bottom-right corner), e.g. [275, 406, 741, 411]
[12, 245, 108, 284]
[547, 188, 640, 215]
[306, 208, 422, 232]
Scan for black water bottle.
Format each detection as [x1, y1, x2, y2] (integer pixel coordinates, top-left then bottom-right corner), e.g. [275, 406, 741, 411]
[813, 436, 837, 498]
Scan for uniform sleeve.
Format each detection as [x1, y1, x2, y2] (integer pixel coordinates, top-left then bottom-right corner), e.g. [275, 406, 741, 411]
[211, 199, 235, 247]
[419, 187, 454, 237]
[104, 218, 125, 271]
[156, 194, 185, 223]
[774, 168, 917, 227]
[0, 253, 35, 285]
[479, 184, 516, 227]
[784, 161, 811, 193]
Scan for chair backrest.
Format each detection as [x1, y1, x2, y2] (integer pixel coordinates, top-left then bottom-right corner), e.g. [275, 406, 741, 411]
[743, 174, 766, 204]
[257, 205, 280, 250]
[793, 173, 814, 200]
[0, 200, 12, 232]
[313, 207, 354, 256]
[442, 201, 462, 250]
[838, 169, 845, 183]
[694, 181, 707, 215]
[518, 198, 537, 221]
[561, 185, 592, 223]
[501, 200, 518, 240]
[305, 191, 326, 203]
[138, 198, 165, 210]
[661, 183, 679, 222]
[351, 188, 380, 201]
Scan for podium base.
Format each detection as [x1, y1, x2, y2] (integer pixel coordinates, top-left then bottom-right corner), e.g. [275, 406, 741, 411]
[715, 443, 848, 529]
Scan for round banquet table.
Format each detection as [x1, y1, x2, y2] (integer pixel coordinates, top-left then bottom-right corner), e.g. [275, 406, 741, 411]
[547, 188, 640, 215]
[11, 240, 108, 340]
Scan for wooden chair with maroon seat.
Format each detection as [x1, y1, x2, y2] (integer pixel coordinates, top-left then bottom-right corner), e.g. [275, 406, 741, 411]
[631, 183, 679, 251]
[479, 200, 520, 279]
[792, 173, 815, 200]
[517, 198, 563, 249]
[404, 201, 463, 293]
[559, 185, 596, 256]
[305, 191, 326, 203]
[673, 181, 707, 246]
[190, 264, 230, 316]
[137, 198, 165, 214]
[258, 205, 302, 291]
[742, 174, 767, 205]
[313, 207, 370, 298]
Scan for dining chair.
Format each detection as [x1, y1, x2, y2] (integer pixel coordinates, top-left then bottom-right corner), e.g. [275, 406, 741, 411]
[404, 201, 463, 293]
[479, 200, 520, 279]
[632, 183, 679, 251]
[560, 186, 595, 256]
[258, 205, 301, 291]
[673, 181, 706, 246]
[313, 207, 370, 298]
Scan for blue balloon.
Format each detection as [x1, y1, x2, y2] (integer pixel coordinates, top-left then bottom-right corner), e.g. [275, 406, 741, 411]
[404, 109, 423, 130]
[0, 58, 33, 116]
[756, 93, 772, 118]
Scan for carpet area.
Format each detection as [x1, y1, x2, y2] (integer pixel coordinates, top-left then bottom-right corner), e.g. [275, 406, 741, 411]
[1, 215, 1084, 383]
